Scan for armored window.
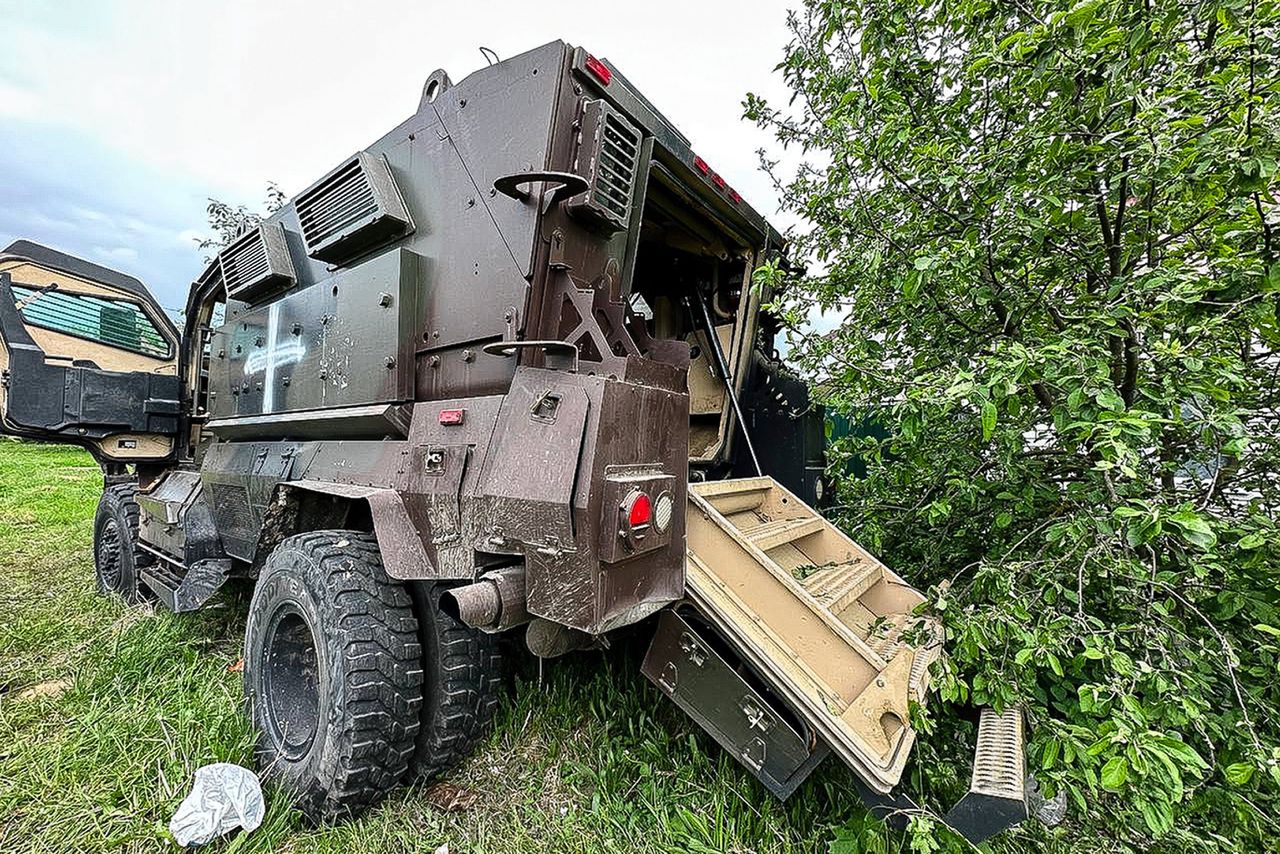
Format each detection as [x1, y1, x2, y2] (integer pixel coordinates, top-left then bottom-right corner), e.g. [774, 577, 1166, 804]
[9, 284, 171, 359]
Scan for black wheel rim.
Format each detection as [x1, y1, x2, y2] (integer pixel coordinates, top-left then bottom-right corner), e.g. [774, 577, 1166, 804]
[97, 519, 123, 591]
[262, 607, 321, 761]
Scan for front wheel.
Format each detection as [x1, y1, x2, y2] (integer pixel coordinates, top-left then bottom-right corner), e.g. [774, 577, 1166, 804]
[93, 483, 153, 604]
[243, 530, 423, 822]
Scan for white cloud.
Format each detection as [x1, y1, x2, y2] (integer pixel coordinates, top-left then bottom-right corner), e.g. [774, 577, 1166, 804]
[0, 79, 40, 118]
[93, 246, 139, 263]
[3, 0, 797, 216]
[4, 0, 812, 308]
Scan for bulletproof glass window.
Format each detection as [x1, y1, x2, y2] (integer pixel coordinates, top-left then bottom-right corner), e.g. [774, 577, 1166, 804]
[10, 284, 171, 359]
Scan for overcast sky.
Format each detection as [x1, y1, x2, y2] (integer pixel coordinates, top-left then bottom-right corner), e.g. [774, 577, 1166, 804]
[0, 0, 797, 313]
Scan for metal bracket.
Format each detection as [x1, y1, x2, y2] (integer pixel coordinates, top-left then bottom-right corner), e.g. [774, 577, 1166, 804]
[482, 339, 578, 372]
[679, 631, 707, 666]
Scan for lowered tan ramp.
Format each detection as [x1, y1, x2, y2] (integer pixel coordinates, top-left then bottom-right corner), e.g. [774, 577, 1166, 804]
[682, 477, 942, 793]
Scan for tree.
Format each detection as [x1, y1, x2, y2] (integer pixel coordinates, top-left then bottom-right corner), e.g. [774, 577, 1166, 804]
[196, 182, 286, 260]
[749, 0, 1279, 849]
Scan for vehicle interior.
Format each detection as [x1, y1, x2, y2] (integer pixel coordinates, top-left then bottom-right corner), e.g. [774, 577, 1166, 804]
[627, 171, 758, 466]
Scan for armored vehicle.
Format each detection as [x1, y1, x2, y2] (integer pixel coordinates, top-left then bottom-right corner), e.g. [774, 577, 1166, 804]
[0, 42, 1028, 842]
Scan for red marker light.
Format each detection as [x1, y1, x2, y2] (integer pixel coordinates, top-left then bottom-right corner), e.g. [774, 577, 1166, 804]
[728, 188, 742, 204]
[439, 408, 465, 426]
[693, 156, 710, 175]
[627, 493, 652, 528]
[584, 54, 612, 85]
[711, 172, 726, 190]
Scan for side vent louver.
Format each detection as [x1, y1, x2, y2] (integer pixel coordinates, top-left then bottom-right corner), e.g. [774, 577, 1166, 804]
[219, 222, 295, 302]
[568, 100, 641, 234]
[295, 151, 412, 265]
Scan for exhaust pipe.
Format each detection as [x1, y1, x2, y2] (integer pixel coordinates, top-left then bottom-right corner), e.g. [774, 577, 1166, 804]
[442, 567, 529, 631]
[525, 617, 594, 658]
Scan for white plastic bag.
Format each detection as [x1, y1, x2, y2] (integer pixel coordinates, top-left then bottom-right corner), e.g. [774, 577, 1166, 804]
[168, 762, 265, 847]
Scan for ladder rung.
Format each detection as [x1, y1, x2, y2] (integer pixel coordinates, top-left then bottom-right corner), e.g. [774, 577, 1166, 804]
[802, 560, 882, 613]
[746, 516, 825, 551]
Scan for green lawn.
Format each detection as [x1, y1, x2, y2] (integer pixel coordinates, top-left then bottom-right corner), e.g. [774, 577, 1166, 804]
[0, 439, 896, 853]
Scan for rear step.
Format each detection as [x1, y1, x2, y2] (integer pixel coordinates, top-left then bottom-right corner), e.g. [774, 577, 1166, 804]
[677, 476, 942, 793]
[644, 477, 1029, 842]
[139, 554, 231, 613]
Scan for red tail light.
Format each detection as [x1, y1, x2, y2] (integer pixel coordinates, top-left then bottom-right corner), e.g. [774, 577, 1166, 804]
[627, 492, 652, 528]
[585, 54, 612, 85]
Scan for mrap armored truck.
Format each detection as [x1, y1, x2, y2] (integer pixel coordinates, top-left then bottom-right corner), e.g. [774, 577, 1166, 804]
[0, 41, 1028, 842]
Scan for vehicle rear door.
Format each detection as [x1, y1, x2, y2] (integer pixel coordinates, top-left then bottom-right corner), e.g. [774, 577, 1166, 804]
[0, 241, 181, 463]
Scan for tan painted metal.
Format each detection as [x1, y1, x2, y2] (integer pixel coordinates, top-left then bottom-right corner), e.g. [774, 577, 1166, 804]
[685, 476, 943, 793]
[0, 258, 179, 461]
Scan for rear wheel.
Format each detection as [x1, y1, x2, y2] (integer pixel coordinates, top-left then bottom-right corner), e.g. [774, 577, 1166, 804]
[243, 530, 423, 822]
[92, 483, 153, 604]
[410, 583, 504, 780]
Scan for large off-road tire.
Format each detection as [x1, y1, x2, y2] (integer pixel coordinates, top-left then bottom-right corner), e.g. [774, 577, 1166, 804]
[92, 483, 154, 604]
[409, 583, 503, 781]
[243, 530, 423, 823]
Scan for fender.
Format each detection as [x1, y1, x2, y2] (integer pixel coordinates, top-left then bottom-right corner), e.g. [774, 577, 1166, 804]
[261, 479, 449, 581]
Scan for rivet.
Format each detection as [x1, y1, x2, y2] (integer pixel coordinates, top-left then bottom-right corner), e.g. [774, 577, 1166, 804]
[378, 292, 392, 307]
[385, 356, 396, 368]
[462, 349, 475, 363]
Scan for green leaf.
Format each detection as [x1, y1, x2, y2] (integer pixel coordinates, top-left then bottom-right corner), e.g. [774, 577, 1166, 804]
[1095, 387, 1125, 411]
[1238, 532, 1266, 550]
[1042, 739, 1062, 770]
[1225, 763, 1254, 786]
[1100, 756, 1129, 791]
[981, 398, 997, 441]
[1168, 510, 1218, 549]
[1138, 796, 1174, 836]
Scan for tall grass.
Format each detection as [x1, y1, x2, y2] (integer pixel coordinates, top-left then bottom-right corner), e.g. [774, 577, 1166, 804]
[0, 441, 877, 853]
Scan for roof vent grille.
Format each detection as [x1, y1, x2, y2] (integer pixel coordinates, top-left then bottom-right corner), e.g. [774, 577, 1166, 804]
[295, 151, 412, 265]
